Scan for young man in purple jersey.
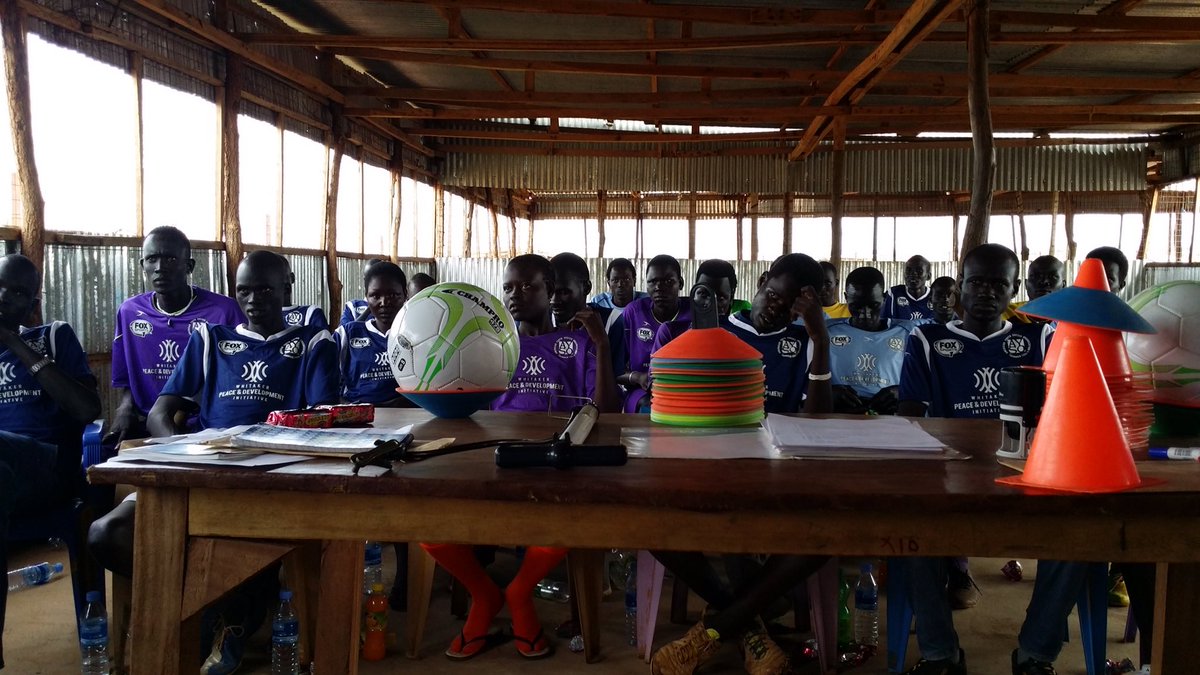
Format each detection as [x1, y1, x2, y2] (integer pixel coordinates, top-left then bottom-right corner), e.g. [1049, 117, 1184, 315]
[106, 226, 244, 446]
[0, 254, 101, 670]
[334, 261, 409, 406]
[651, 253, 832, 675]
[897, 244, 1084, 675]
[609, 254, 691, 412]
[549, 252, 611, 330]
[422, 255, 616, 662]
[89, 251, 338, 675]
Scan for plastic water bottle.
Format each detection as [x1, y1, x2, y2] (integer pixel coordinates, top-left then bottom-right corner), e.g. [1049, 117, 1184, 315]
[853, 562, 879, 648]
[7, 561, 64, 592]
[837, 568, 853, 651]
[362, 583, 388, 661]
[624, 556, 638, 647]
[363, 541, 384, 598]
[271, 589, 300, 675]
[79, 590, 110, 675]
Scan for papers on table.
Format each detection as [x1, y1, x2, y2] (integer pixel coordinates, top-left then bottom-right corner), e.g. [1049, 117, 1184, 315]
[762, 414, 953, 459]
[267, 460, 390, 477]
[107, 444, 310, 468]
[230, 424, 414, 456]
[141, 425, 255, 446]
[621, 426, 778, 460]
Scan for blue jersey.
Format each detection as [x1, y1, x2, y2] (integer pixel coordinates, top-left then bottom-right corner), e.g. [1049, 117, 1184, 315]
[0, 322, 95, 443]
[899, 320, 1052, 419]
[650, 316, 732, 355]
[881, 285, 936, 322]
[334, 319, 398, 404]
[161, 322, 339, 429]
[338, 299, 369, 327]
[827, 319, 917, 398]
[726, 311, 812, 414]
[283, 304, 329, 331]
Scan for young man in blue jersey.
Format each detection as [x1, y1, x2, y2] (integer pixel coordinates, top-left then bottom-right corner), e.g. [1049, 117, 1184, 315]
[929, 276, 959, 324]
[651, 258, 737, 352]
[897, 244, 1086, 675]
[334, 261, 409, 406]
[651, 253, 832, 675]
[0, 254, 101, 670]
[882, 254, 936, 321]
[609, 255, 690, 412]
[828, 266, 916, 415]
[106, 226, 245, 446]
[337, 258, 383, 327]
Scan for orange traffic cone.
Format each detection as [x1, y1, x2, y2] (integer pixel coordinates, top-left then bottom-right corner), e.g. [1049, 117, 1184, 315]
[997, 334, 1148, 493]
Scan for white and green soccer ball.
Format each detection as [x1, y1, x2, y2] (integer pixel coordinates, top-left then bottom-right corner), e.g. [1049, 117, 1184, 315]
[387, 282, 520, 391]
[1125, 280, 1200, 408]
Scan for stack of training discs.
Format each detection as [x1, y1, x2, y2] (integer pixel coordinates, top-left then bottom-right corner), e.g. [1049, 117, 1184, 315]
[649, 327, 765, 427]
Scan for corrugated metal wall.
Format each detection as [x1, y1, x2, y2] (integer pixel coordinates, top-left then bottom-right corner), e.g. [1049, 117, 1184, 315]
[446, 144, 1149, 194]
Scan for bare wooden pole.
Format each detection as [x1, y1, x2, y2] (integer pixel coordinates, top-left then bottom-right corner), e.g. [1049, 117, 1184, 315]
[635, 194, 644, 260]
[463, 197, 474, 257]
[507, 190, 517, 256]
[219, 54, 245, 294]
[433, 181, 445, 258]
[488, 189, 500, 258]
[389, 152, 402, 261]
[2, 0, 45, 300]
[960, 0, 994, 263]
[1016, 191, 1029, 260]
[323, 108, 346, 313]
[872, 198, 880, 261]
[274, 111, 285, 246]
[1137, 187, 1159, 261]
[130, 50, 145, 238]
[1064, 193, 1077, 263]
[735, 195, 745, 262]
[1048, 191, 1059, 257]
[749, 194, 759, 261]
[782, 191, 793, 252]
[597, 190, 607, 258]
[687, 192, 697, 260]
[830, 119, 846, 267]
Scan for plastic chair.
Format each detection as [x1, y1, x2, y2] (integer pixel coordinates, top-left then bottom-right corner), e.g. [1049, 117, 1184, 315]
[887, 559, 1108, 675]
[5, 420, 114, 638]
[635, 551, 841, 673]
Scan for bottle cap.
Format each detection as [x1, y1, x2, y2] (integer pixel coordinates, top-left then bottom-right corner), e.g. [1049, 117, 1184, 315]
[86, 590, 103, 602]
[371, 583, 385, 593]
[53, 562, 64, 573]
[279, 589, 293, 601]
[859, 562, 873, 574]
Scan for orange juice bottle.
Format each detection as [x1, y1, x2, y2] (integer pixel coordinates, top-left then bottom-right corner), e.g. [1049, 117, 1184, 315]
[362, 583, 388, 661]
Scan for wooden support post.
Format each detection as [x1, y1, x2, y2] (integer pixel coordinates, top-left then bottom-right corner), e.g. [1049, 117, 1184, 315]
[526, 212, 534, 254]
[782, 191, 793, 253]
[1138, 187, 1160, 261]
[507, 189, 517, 255]
[274, 111, 285, 247]
[463, 197, 474, 257]
[130, 51, 145, 239]
[488, 189, 500, 258]
[1064, 193, 1077, 263]
[389, 152, 402, 261]
[1049, 191, 1060, 258]
[2, 0, 45, 305]
[597, 189, 607, 258]
[219, 54, 244, 293]
[951, 201, 960, 263]
[830, 119, 846, 268]
[961, 0, 994, 264]
[1016, 191, 1029, 261]
[687, 192, 697, 260]
[129, 488, 188, 675]
[735, 195, 745, 262]
[324, 108, 346, 314]
[1151, 562, 1200, 675]
[635, 194, 644, 260]
[313, 540, 364, 675]
[749, 194, 759, 262]
[433, 181, 445, 258]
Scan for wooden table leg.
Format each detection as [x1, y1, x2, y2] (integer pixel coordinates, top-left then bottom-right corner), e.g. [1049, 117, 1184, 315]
[129, 487, 188, 675]
[109, 573, 132, 675]
[405, 542, 437, 659]
[1151, 562, 1200, 675]
[567, 549, 605, 663]
[313, 540, 364, 675]
[280, 542, 322, 667]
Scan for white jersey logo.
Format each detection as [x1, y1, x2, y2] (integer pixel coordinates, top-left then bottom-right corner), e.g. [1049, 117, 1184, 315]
[637, 326, 654, 342]
[830, 335, 851, 347]
[284, 310, 304, 326]
[933, 339, 964, 358]
[130, 319, 153, 337]
[856, 353, 877, 372]
[909, 311, 923, 321]
[350, 337, 371, 349]
[23, 336, 46, 355]
[373, 353, 389, 367]
[0, 362, 15, 386]
[279, 338, 304, 359]
[522, 355, 547, 376]
[158, 339, 181, 363]
[896, 296, 909, 307]
[974, 366, 1000, 394]
[553, 337, 578, 358]
[218, 340, 247, 355]
[1003, 334, 1031, 359]
[242, 360, 269, 383]
[888, 337, 905, 351]
[778, 337, 801, 358]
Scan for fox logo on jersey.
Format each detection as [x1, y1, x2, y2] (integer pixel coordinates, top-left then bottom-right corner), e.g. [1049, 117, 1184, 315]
[897, 296, 909, 307]
[637, 327, 653, 342]
[130, 319, 153, 337]
[218, 340, 247, 355]
[933, 339, 964, 358]
[830, 335, 851, 347]
[350, 337, 371, 349]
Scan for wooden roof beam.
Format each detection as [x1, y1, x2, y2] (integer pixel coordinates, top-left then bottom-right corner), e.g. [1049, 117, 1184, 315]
[790, 0, 964, 161]
[1003, 0, 1146, 74]
[435, 6, 515, 92]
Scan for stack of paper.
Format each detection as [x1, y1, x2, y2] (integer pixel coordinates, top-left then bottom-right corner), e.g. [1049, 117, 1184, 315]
[230, 424, 413, 456]
[762, 414, 949, 459]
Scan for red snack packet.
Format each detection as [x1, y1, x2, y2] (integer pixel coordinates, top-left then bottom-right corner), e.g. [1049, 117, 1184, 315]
[267, 408, 335, 428]
[321, 403, 375, 425]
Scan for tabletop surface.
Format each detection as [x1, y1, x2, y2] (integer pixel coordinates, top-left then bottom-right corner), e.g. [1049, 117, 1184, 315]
[88, 410, 1200, 517]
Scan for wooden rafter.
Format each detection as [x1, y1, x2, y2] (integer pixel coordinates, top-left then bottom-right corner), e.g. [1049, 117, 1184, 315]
[435, 6, 515, 92]
[790, 0, 964, 161]
[1003, 0, 1146, 74]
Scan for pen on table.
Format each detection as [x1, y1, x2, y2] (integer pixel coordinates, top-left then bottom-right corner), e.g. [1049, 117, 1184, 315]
[1148, 447, 1200, 460]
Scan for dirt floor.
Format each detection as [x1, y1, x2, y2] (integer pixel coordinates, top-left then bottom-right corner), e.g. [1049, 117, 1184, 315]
[4, 541, 1141, 675]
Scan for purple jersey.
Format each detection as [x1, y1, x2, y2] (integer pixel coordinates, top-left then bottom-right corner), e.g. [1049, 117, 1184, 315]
[111, 288, 245, 415]
[650, 316, 731, 355]
[0, 322, 95, 443]
[334, 319, 398, 404]
[160, 322, 339, 429]
[283, 304, 330, 331]
[491, 329, 597, 413]
[610, 296, 691, 412]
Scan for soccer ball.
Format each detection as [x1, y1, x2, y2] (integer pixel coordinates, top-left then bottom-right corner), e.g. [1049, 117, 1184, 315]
[387, 282, 520, 391]
[1125, 280, 1200, 408]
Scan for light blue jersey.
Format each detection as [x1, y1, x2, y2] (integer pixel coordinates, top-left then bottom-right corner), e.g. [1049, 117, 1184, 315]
[826, 319, 916, 398]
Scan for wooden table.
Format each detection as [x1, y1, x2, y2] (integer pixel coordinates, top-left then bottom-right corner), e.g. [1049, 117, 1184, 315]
[89, 411, 1200, 675]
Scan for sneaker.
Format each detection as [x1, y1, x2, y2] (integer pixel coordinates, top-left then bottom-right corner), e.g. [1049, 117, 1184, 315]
[651, 621, 722, 675]
[1108, 572, 1131, 607]
[199, 623, 245, 675]
[740, 619, 789, 675]
[948, 566, 980, 610]
[1011, 649, 1056, 675]
[904, 648, 967, 675]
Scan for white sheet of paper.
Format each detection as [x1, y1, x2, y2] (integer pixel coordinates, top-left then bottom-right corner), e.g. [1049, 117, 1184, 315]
[621, 427, 779, 460]
[231, 424, 414, 454]
[267, 460, 390, 477]
[112, 446, 310, 467]
[763, 414, 945, 451]
[141, 425, 255, 446]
